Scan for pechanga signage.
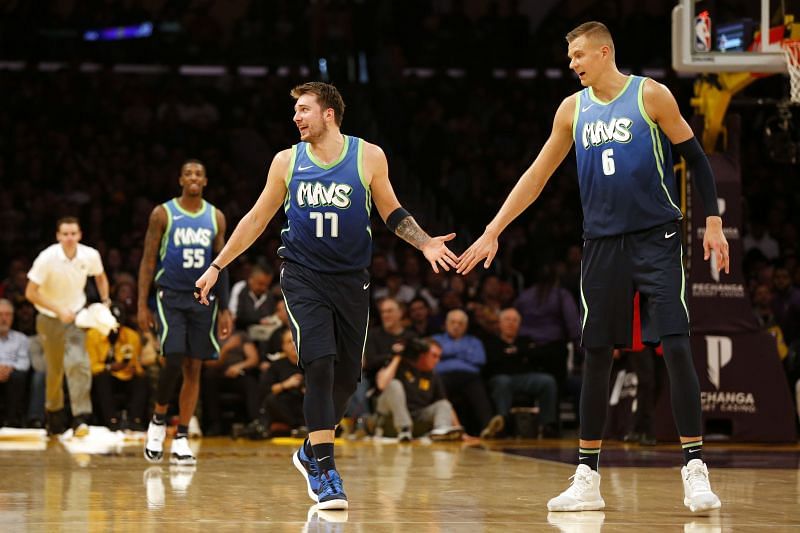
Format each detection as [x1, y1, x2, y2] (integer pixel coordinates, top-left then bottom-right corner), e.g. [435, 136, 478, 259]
[654, 116, 796, 442]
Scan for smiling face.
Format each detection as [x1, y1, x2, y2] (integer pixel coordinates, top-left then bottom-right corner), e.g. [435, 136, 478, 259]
[179, 162, 207, 197]
[293, 93, 334, 142]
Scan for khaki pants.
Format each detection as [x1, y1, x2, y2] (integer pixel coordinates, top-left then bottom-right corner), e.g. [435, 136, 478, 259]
[376, 379, 452, 436]
[36, 314, 92, 415]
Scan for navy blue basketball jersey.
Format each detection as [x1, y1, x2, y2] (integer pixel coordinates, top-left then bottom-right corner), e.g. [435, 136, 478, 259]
[573, 76, 682, 238]
[155, 198, 218, 290]
[278, 135, 372, 272]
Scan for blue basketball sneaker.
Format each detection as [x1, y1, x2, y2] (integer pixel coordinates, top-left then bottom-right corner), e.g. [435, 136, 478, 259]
[316, 469, 348, 510]
[293, 446, 321, 503]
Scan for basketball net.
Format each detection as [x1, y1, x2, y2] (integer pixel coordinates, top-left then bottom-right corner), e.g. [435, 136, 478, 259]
[784, 40, 800, 104]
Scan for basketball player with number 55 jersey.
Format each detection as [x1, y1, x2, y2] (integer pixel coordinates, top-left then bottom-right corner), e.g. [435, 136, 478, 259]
[458, 22, 729, 513]
[138, 160, 233, 467]
[195, 82, 458, 510]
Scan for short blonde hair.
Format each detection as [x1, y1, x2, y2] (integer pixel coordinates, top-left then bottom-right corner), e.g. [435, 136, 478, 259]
[566, 21, 615, 57]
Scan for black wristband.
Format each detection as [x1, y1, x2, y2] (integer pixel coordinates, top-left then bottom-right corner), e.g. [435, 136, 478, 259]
[386, 207, 412, 232]
[211, 262, 222, 271]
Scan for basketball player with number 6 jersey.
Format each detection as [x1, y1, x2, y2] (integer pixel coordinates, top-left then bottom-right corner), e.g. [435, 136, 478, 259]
[138, 160, 233, 466]
[195, 82, 458, 510]
[458, 22, 729, 513]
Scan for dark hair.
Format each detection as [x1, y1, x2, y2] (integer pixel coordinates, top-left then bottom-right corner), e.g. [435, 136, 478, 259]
[56, 216, 80, 231]
[290, 82, 346, 126]
[402, 337, 437, 361]
[408, 297, 430, 309]
[181, 159, 205, 171]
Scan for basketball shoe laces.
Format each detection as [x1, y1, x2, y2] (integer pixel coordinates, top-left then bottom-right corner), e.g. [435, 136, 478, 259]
[684, 461, 711, 493]
[306, 453, 321, 478]
[565, 468, 594, 497]
[319, 470, 343, 496]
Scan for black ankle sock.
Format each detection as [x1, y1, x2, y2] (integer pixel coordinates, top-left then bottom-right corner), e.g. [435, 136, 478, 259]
[579, 447, 601, 471]
[312, 442, 336, 472]
[176, 424, 188, 438]
[303, 438, 314, 458]
[682, 440, 703, 465]
[152, 412, 166, 425]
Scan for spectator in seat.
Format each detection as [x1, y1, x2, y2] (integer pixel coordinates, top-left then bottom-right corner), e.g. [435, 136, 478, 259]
[772, 266, 800, 346]
[374, 337, 463, 442]
[201, 331, 260, 436]
[259, 329, 306, 437]
[86, 306, 149, 430]
[0, 299, 30, 427]
[433, 309, 503, 438]
[228, 265, 276, 332]
[408, 297, 437, 337]
[514, 264, 580, 388]
[364, 297, 415, 393]
[483, 308, 559, 437]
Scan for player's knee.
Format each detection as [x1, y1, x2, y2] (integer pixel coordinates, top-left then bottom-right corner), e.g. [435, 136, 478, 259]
[304, 355, 335, 387]
[182, 358, 202, 380]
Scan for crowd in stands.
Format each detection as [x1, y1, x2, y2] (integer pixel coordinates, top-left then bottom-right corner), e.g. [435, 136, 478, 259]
[1, 0, 799, 440]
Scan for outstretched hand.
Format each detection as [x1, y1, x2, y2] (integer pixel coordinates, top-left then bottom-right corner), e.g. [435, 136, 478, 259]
[194, 267, 220, 306]
[456, 231, 499, 275]
[420, 233, 459, 273]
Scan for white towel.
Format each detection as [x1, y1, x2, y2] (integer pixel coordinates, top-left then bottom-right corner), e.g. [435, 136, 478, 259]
[75, 303, 119, 336]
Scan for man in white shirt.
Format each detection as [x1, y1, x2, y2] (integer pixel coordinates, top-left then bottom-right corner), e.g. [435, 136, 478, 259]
[25, 217, 110, 436]
[0, 299, 30, 427]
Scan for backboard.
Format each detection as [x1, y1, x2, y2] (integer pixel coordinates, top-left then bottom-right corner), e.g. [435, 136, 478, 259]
[672, 0, 794, 73]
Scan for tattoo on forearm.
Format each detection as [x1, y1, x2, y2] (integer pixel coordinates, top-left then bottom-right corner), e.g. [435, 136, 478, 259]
[395, 216, 431, 249]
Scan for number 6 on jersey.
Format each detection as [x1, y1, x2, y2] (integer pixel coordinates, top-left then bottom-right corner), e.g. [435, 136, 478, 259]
[602, 148, 617, 176]
[601, 148, 615, 176]
[310, 211, 339, 238]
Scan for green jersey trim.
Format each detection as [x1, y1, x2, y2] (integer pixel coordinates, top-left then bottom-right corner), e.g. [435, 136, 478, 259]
[172, 198, 207, 218]
[588, 75, 634, 106]
[286, 145, 298, 187]
[305, 135, 350, 170]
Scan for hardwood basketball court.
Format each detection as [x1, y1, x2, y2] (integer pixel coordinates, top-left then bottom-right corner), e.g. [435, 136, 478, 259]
[1, 435, 798, 531]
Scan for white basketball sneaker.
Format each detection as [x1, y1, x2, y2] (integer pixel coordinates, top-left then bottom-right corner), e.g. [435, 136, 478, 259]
[144, 421, 166, 462]
[682, 459, 721, 512]
[547, 464, 606, 512]
[170, 436, 197, 466]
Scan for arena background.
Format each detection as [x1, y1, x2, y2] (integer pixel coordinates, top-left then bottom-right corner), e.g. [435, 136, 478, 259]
[0, 1, 799, 531]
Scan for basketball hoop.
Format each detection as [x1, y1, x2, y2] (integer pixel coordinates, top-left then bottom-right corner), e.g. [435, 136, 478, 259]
[784, 40, 800, 104]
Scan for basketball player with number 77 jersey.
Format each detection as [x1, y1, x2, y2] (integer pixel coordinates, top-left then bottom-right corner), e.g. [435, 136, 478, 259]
[138, 159, 234, 467]
[194, 82, 458, 510]
[457, 22, 728, 513]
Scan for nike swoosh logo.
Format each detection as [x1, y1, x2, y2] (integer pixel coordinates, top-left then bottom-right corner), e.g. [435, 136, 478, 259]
[363, 282, 370, 290]
[318, 456, 330, 461]
[665, 231, 677, 239]
[579, 456, 589, 460]
[582, 105, 594, 112]
[688, 448, 701, 453]
[297, 165, 313, 171]
[174, 215, 184, 220]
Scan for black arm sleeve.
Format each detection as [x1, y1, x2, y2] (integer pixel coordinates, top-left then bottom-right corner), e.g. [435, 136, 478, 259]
[215, 268, 230, 309]
[674, 137, 720, 217]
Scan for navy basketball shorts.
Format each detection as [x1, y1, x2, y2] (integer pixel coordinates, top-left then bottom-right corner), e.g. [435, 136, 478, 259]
[579, 220, 690, 348]
[156, 287, 220, 359]
[279, 261, 370, 383]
